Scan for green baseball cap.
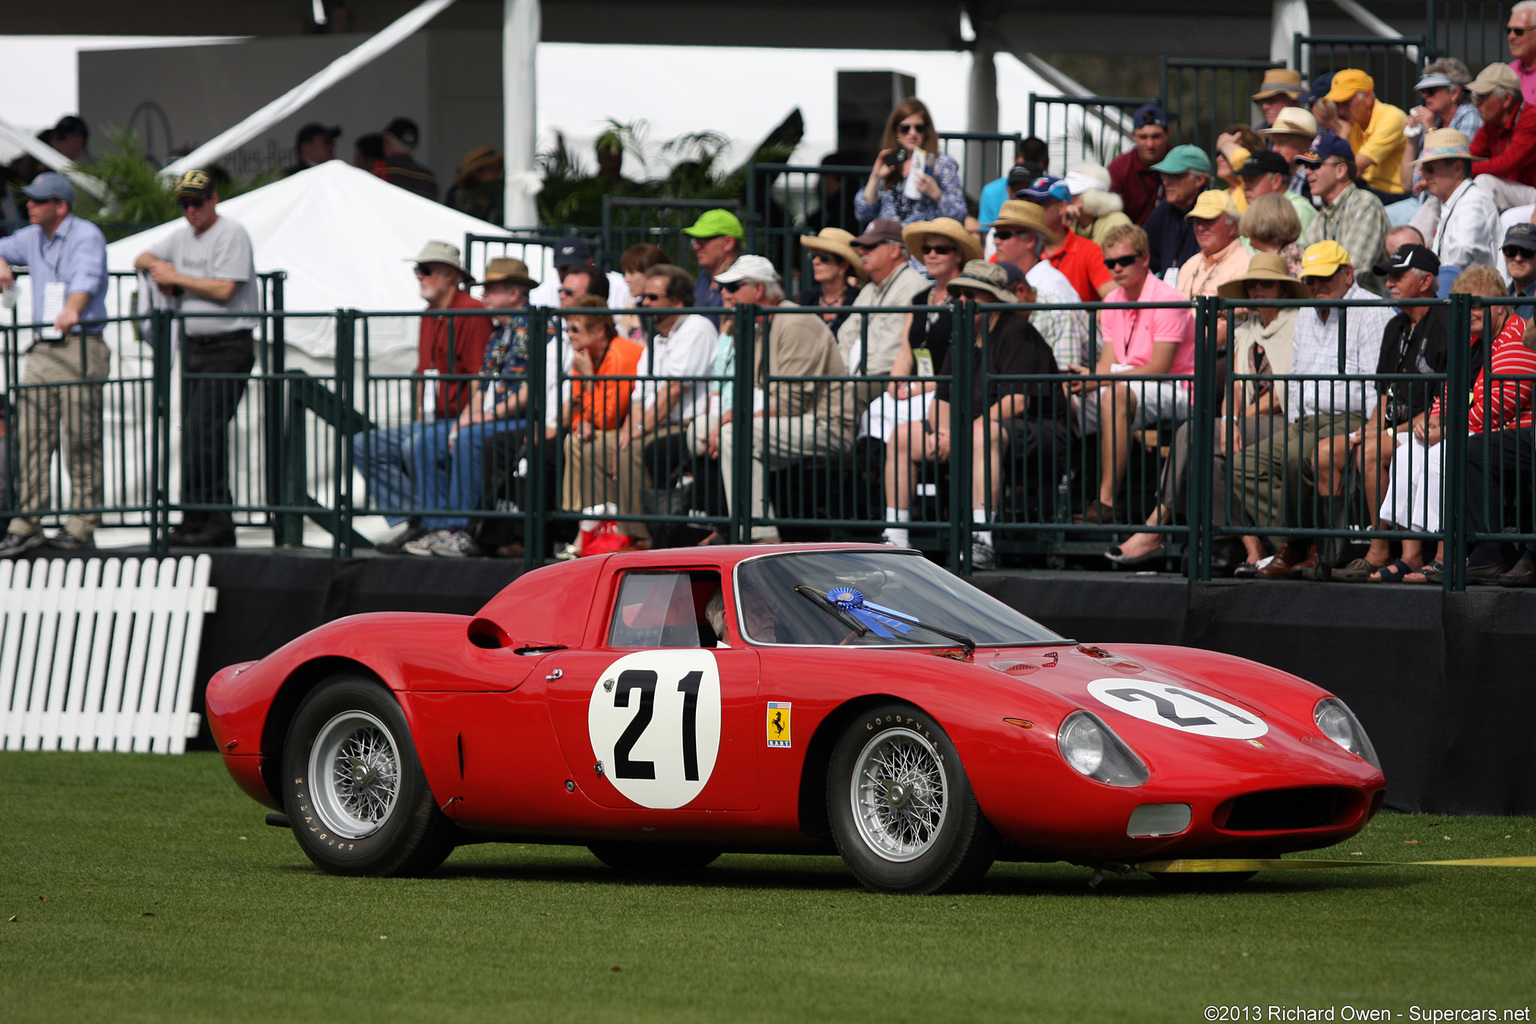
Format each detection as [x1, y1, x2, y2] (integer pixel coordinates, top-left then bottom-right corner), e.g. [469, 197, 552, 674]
[1149, 144, 1214, 177]
[682, 208, 745, 240]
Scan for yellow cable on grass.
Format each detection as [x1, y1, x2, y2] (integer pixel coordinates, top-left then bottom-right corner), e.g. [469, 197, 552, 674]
[1138, 856, 1536, 873]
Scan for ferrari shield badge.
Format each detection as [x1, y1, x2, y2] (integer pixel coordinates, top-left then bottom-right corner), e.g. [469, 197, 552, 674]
[766, 702, 792, 748]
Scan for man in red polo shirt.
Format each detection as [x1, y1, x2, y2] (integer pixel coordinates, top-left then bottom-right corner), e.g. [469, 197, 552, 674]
[1018, 176, 1114, 301]
[1466, 61, 1536, 211]
[1107, 104, 1171, 225]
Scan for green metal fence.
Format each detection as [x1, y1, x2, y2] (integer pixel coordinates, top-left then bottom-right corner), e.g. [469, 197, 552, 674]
[1027, 96, 1157, 180]
[1159, 58, 1278, 158]
[5, 292, 1533, 592]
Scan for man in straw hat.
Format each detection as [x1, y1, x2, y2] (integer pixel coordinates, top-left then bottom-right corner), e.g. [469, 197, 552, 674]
[1107, 252, 1308, 569]
[353, 240, 492, 553]
[1259, 107, 1322, 198]
[984, 199, 1076, 302]
[1407, 128, 1500, 296]
[886, 260, 1066, 569]
[134, 168, 260, 548]
[1252, 68, 1306, 128]
[1463, 62, 1536, 211]
[404, 257, 540, 558]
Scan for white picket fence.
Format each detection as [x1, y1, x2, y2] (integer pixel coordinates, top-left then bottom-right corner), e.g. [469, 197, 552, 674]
[0, 555, 218, 754]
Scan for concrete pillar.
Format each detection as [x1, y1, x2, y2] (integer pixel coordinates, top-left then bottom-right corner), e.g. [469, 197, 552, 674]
[1272, 0, 1312, 69]
[504, 0, 540, 228]
[967, 42, 999, 198]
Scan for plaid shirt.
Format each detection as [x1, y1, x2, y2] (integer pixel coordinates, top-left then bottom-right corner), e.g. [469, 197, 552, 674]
[1286, 282, 1393, 422]
[1029, 292, 1091, 369]
[1303, 184, 1391, 295]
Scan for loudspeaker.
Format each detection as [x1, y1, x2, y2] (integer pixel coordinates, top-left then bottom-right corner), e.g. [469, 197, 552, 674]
[837, 70, 916, 162]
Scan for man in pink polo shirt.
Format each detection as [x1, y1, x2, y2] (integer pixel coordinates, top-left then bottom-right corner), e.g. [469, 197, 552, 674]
[1508, 1, 1536, 105]
[1066, 222, 1195, 523]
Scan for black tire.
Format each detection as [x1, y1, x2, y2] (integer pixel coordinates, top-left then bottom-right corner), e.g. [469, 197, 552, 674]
[827, 703, 998, 894]
[587, 842, 722, 876]
[282, 677, 455, 876]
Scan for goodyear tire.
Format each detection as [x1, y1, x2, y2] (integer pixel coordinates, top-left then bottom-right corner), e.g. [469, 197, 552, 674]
[827, 703, 998, 894]
[282, 677, 454, 876]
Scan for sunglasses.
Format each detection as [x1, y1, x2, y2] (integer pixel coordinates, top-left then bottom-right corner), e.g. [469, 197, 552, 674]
[1104, 254, 1140, 269]
[638, 292, 669, 304]
[177, 198, 205, 210]
[898, 121, 928, 135]
[722, 280, 754, 293]
[851, 242, 879, 252]
[992, 228, 1022, 241]
[1510, 24, 1529, 34]
[810, 252, 839, 263]
[558, 287, 580, 297]
[1504, 246, 1536, 260]
[413, 264, 439, 277]
[690, 235, 721, 246]
[922, 244, 957, 255]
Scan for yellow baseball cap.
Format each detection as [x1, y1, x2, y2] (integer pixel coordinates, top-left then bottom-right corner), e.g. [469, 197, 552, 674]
[1184, 190, 1241, 220]
[1300, 240, 1352, 277]
[1326, 69, 1375, 103]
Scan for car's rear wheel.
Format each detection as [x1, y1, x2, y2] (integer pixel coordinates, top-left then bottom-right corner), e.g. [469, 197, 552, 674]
[282, 677, 454, 876]
[587, 842, 721, 876]
[827, 703, 998, 894]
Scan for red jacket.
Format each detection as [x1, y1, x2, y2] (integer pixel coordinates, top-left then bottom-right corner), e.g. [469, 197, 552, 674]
[1471, 98, 1536, 187]
[416, 289, 492, 419]
[1108, 148, 1164, 225]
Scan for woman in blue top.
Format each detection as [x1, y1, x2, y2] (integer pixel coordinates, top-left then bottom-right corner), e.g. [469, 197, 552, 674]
[854, 98, 967, 228]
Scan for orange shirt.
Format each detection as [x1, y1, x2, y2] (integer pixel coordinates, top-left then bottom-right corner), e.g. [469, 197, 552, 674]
[1046, 231, 1112, 302]
[570, 336, 645, 430]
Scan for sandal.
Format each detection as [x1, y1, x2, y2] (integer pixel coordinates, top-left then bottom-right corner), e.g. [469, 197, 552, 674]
[1403, 560, 1443, 585]
[1232, 561, 1260, 578]
[1367, 559, 1415, 583]
[1330, 556, 1385, 583]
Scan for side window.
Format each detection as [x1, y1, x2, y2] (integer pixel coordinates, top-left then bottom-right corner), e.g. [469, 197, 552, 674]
[608, 571, 723, 648]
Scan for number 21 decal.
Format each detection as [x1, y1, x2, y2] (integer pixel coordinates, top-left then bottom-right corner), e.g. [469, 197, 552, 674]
[588, 650, 722, 808]
[1086, 679, 1268, 739]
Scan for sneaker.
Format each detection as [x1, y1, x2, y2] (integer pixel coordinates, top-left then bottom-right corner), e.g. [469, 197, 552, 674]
[403, 528, 453, 557]
[48, 530, 93, 552]
[971, 540, 997, 571]
[0, 531, 45, 559]
[554, 541, 582, 561]
[882, 529, 910, 547]
[375, 522, 426, 554]
[429, 530, 483, 558]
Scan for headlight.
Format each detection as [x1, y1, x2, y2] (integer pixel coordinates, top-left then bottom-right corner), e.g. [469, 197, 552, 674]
[1057, 711, 1148, 787]
[1314, 698, 1381, 769]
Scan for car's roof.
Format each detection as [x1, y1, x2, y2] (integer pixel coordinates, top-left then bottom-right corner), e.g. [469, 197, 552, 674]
[598, 542, 903, 572]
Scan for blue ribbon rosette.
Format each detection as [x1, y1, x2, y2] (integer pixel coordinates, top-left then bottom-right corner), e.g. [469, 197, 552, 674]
[826, 587, 918, 639]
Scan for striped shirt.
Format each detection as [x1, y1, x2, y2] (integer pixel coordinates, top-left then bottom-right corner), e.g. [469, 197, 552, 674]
[1286, 282, 1394, 422]
[1430, 315, 1536, 433]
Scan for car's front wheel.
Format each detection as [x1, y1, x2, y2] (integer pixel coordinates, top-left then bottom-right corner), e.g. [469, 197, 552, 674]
[282, 677, 454, 876]
[827, 703, 998, 893]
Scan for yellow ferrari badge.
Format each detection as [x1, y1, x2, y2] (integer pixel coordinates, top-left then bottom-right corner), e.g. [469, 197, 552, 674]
[766, 702, 792, 748]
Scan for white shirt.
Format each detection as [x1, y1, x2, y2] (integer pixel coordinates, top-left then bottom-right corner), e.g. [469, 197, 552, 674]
[529, 269, 632, 311]
[1286, 282, 1394, 421]
[1427, 178, 1501, 274]
[640, 313, 717, 424]
[1025, 260, 1078, 303]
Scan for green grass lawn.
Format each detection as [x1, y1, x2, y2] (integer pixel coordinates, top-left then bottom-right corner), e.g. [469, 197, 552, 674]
[2, 752, 1534, 1024]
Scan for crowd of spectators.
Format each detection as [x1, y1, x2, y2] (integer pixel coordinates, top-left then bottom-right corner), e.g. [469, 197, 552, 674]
[13, 36, 1536, 583]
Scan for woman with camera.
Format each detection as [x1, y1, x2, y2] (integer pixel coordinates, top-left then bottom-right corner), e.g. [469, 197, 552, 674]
[855, 98, 967, 228]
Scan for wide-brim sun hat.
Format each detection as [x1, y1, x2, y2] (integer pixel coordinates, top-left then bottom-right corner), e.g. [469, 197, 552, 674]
[799, 227, 870, 281]
[1216, 252, 1309, 299]
[947, 259, 1015, 303]
[406, 240, 473, 282]
[902, 217, 983, 264]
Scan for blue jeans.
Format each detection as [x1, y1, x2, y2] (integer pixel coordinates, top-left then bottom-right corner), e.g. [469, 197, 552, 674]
[413, 418, 527, 531]
[353, 420, 454, 526]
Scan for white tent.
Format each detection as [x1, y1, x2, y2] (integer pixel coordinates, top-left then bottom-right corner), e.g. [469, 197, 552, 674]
[104, 160, 517, 360]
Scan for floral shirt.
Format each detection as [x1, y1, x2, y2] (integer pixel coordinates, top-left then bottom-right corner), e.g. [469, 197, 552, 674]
[853, 151, 967, 227]
[481, 316, 530, 406]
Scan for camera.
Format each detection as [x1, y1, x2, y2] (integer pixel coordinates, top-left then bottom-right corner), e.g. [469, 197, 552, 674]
[882, 146, 909, 167]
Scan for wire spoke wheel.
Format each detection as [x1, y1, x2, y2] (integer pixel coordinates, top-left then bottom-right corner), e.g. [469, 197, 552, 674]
[308, 710, 403, 840]
[851, 727, 950, 862]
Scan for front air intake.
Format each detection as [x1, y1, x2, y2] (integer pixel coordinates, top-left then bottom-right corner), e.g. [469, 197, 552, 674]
[1215, 787, 1362, 832]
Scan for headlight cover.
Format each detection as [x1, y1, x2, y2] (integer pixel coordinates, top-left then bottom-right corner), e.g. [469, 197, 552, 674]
[1314, 698, 1381, 769]
[1057, 711, 1148, 787]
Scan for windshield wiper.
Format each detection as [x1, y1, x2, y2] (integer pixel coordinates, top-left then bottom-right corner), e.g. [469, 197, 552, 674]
[794, 586, 976, 656]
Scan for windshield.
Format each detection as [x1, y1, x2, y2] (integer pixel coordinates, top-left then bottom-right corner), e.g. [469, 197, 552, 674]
[734, 550, 1066, 647]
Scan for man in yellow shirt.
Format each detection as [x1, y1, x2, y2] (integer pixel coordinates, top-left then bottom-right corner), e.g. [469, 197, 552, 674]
[1328, 69, 1410, 202]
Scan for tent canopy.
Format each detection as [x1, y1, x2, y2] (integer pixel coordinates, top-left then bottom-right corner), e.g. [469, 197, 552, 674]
[105, 160, 511, 358]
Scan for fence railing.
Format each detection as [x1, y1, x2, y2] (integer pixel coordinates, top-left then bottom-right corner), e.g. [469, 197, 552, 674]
[1027, 96, 1157, 182]
[1159, 58, 1277, 160]
[4, 293, 1532, 592]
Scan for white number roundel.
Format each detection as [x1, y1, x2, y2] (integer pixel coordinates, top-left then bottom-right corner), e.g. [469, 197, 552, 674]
[587, 650, 722, 809]
[1087, 679, 1269, 740]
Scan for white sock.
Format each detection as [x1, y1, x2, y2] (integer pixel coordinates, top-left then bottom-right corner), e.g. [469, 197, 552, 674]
[883, 507, 911, 546]
[973, 510, 993, 548]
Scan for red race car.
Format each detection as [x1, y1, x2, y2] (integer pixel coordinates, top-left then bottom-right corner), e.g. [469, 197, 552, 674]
[206, 545, 1386, 893]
